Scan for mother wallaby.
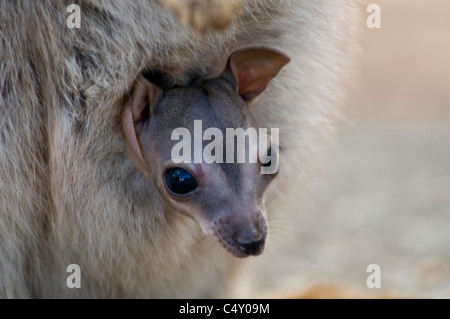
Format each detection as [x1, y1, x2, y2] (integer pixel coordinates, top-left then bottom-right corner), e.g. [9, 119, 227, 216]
[0, 0, 358, 298]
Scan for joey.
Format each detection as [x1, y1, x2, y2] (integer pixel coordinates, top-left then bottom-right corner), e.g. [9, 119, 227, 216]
[123, 48, 289, 257]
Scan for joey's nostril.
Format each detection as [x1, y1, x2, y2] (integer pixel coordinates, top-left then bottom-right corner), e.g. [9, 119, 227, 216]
[238, 237, 265, 256]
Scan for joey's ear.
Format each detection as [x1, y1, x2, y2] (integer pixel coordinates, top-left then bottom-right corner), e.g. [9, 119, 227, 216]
[228, 48, 290, 102]
[128, 70, 176, 122]
[128, 75, 162, 123]
[122, 75, 164, 178]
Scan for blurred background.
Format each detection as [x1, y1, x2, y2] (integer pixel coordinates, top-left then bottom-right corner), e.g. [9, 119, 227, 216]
[238, 0, 450, 298]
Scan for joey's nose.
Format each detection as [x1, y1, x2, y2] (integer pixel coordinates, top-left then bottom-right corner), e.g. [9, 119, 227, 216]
[236, 237, 265, 256]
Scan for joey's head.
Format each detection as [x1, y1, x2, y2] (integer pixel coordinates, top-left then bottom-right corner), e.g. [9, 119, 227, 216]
[122, 48, 289, 257]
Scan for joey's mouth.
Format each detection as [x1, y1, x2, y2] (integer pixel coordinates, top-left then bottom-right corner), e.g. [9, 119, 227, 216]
[200, 218, 268, 258]
[216, 235, 266, 258]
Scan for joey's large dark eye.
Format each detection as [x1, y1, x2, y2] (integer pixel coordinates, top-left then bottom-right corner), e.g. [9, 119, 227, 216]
[262, 147, 272, 167]
[165, 168, 198, 195]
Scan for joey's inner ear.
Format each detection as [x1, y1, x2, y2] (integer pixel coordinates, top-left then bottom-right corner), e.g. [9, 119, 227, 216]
[122, 75, 162, 178]
[228, 48, 290, 102]
[129, 75, 163, 123]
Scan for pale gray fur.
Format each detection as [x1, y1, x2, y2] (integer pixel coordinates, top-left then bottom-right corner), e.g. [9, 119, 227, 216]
[0, 0, 359, 297]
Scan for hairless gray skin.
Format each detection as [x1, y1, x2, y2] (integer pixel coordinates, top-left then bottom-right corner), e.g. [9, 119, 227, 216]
[124, 48, 289, 257]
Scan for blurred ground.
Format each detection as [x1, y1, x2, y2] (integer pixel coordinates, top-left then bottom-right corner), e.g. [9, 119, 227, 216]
[239, 0, 450, 298]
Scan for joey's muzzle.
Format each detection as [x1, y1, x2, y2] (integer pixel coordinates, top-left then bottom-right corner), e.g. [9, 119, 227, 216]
[233, 230, 266, 256]
[203, 208, 268, 258]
